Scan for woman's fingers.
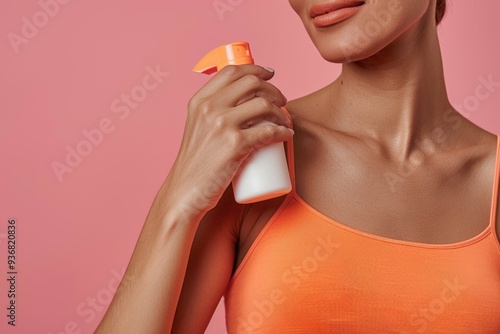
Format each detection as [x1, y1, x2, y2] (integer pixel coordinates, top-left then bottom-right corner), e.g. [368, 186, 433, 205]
[240, 122, 294, 154]
[192, 64, 277, 102]
[227, 97, 292, 129]
[212, 73, 287, 109]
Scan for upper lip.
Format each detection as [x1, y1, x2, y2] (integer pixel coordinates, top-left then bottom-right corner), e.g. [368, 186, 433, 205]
[309, 0, 365, 18]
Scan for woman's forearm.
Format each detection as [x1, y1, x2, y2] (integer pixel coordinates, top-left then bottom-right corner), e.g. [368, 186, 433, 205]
[95, 179, 203, 334]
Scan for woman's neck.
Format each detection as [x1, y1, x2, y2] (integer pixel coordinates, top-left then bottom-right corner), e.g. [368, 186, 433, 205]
[325, 15, 454, 159]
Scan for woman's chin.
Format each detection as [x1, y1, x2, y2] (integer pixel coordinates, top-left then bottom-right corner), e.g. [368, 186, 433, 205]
[315, 44, 382, 64]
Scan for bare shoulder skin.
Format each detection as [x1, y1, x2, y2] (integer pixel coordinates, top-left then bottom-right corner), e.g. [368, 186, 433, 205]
[236, 94, 500, 271]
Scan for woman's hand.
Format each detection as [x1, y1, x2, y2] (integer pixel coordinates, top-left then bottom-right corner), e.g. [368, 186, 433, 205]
[165, 64, 293, 220]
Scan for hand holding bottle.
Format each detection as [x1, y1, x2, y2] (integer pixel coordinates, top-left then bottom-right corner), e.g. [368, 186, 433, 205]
[163, 62, 293, 221]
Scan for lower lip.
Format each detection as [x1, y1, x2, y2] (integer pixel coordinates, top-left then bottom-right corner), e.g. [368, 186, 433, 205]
[313, 5, 363, 28]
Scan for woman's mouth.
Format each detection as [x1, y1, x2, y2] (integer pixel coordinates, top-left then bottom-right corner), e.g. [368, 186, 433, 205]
[310, 0, 365, 28]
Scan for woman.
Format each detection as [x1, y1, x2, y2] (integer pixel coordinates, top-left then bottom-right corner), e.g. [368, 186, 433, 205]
[96, 0, 500, 333]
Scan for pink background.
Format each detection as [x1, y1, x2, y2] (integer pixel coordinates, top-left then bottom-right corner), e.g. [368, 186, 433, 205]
[1, 1, 499, 333]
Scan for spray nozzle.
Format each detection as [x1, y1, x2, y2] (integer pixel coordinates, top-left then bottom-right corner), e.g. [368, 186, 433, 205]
[193, 42, 254, 74]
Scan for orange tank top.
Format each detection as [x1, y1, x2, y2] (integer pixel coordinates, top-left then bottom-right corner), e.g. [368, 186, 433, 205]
[224, 116, 500, 333]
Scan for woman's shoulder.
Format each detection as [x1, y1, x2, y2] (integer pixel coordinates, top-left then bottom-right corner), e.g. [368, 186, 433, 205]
[284, 90, 324, 123]
[284, 90, 348, 148]
[283, 85, 346, 137]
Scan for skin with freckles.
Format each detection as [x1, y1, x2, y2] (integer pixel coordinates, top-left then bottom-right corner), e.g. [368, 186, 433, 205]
[96, 1, 500, 333]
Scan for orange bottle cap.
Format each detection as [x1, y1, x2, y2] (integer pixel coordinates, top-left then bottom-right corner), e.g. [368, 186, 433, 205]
[193, 42, 254, 74]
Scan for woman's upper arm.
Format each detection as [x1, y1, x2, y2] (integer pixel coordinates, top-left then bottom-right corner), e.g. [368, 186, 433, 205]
[171, 185, 243, 333]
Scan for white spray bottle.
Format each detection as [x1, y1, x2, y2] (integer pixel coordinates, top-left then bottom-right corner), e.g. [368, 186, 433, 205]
[193, 41, 292, 204]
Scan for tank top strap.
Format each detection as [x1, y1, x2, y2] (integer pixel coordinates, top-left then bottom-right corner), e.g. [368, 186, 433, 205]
[490, 135, 500, 237]
[281, 107, 296, 190]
